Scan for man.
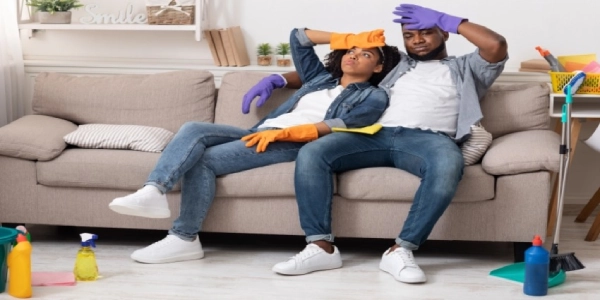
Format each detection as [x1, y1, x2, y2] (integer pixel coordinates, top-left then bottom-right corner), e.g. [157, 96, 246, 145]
[244, 4, 507, 283]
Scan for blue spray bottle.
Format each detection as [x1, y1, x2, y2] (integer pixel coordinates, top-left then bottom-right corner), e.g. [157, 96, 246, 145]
[74, 233, 99, 281]
[523, 235, 549, 296]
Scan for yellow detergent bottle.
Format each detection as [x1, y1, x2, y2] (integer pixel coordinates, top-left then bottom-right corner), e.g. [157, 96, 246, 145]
[7, 234, 32, 298]
[74, 233, 99, 281]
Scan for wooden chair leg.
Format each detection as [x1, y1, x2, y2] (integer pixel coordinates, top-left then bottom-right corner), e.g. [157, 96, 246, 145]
[584, 212, 600, 241]
[575, 186, 600, 222]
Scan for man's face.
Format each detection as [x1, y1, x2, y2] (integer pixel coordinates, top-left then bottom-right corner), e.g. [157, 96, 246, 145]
[402, 27, 449, 61]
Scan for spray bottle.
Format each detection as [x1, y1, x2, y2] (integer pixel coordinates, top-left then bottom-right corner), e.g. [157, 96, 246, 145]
[74, 233, 99, 281]
[7, 234, 32, 298]
[535, 46, 566, 72]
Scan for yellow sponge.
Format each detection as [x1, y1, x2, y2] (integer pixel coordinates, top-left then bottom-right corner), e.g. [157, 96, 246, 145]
[332, 123, 383, 135]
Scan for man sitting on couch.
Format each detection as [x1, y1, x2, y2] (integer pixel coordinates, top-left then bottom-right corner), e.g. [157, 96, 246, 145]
[247, 4, 508, 283]
[108, 28, 401, 264]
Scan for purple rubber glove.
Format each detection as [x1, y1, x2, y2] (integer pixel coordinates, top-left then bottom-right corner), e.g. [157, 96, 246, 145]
[392, 4, 467, 34]
[241, 74, 286, 114]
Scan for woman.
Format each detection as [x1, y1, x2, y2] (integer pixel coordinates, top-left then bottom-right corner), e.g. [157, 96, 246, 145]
[108, 27, 401, 264]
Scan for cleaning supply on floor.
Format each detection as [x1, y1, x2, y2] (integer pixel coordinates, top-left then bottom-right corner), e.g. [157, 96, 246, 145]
[74, 233, 99, 281]
[7, 234, 32, 298]
[562, 71, 586, 95]
[0, 227, 19, 294]
[490, 262, 565, 287]
[32, 272, 76, 286]
[523, 235, 549, 296]
[550, 87, 585, 275]
[13, 226, 31, 247]
[535, 46, 566, 72]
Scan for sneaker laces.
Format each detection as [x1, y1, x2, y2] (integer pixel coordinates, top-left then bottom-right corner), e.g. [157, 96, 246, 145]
[392, 248, 419, 269]
[290, 244, 322, 265]
[146, 235, 178, 251]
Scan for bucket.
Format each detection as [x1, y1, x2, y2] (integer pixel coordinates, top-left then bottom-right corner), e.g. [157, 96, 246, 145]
[0, 227, 18, 293]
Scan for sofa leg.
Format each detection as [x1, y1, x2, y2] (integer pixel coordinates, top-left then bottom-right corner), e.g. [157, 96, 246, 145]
[513, 242, 529, 262]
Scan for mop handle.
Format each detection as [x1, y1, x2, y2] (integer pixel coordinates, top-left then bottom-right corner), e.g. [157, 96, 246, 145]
[553, 88, 573, 244]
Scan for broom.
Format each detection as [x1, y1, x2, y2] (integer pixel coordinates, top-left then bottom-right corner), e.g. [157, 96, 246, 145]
[550, 81, 586, 276]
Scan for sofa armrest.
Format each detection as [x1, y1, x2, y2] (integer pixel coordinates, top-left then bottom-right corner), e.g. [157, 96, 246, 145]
[0, 115, 77, 161]
[481, 130, 560, 175]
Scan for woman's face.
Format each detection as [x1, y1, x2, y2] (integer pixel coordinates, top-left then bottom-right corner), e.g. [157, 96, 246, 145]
[340, 47, 383, 77]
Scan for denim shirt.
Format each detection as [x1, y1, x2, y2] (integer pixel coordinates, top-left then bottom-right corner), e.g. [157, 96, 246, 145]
[252, 28, 389, 130]
[378, 50, 508, 142]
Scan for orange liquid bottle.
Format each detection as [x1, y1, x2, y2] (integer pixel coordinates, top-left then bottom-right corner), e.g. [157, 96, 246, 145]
[7, 234, 32, 298]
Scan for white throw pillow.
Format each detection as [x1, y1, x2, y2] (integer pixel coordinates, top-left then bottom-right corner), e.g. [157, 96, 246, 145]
[461, 124, 493, 166]
[64, 124, 174, 153]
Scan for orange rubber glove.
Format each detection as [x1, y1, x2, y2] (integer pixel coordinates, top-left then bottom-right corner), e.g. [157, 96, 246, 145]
[330, 29, 386, 50]
[242, 124, 319, 153]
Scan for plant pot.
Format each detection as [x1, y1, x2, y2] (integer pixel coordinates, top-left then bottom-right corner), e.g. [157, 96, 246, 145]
[257, 55, 272, 66]
[38, 11, 72, 24]
[277, 58, 291, 67]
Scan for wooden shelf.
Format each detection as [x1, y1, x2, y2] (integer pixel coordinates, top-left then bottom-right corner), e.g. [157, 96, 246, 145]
[549, 94, 600, 118]
[17, 0, 207, 41]
[18, 23, 196, 31]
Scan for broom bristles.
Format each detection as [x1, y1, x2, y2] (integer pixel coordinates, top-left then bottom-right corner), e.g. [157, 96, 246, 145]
[550, 252, 585, 276]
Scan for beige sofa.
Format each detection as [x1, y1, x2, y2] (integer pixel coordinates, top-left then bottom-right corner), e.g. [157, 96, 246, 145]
[0, 70, 559, 252]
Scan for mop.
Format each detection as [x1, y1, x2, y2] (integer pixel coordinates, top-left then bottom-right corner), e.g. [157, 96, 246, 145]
[549, 75, 586, 276]
[490, 73, 587, 286]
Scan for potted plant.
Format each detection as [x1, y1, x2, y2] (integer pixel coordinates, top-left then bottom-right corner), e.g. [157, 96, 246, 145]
[27, 0, 84, 24]
[276, 43, 291, 67]
[257, 43, 272, 66]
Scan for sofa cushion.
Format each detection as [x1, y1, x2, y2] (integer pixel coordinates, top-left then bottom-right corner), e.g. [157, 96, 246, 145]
[0, 115, 77, 161]
[337, 164, 494, 202]
[32, 70, 215, 133]
[461, 124, 493, 166]
[63, 124, 174, 153]
[480, 83, 550, 139]
[36, 150, 323, 197]
[215, 72, 297, 128]
[482, 130, 560, 175]
[36, 148, 169, 190]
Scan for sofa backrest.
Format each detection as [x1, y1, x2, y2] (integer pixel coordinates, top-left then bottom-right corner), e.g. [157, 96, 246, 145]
[480, 82, 551, 139]
[215, 72, 297, 128]
[32, 71, 216, 133]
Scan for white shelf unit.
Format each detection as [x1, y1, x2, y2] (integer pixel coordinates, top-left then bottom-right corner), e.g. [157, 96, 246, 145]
[18, 0, 207, 41]
[549, 93, 600, 118]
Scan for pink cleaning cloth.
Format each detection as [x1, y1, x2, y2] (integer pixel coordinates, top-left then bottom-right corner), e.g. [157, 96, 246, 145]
[582, 61, 600, 73]
[32, 272, 76, 286]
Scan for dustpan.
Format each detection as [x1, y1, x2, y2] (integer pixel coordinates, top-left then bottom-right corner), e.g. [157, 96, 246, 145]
[489, 262, 566, 287]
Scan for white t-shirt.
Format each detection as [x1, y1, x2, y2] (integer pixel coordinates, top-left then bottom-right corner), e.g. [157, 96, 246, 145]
[378, 61, 459, 136]
[258, 85, 344, 129]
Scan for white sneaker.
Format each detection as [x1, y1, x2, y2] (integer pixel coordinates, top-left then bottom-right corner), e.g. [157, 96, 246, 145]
[131, 235, 204, 264]
[272, 244, 342, 275]
[379, 247, 427, 283]
[109, 185, 171, 218]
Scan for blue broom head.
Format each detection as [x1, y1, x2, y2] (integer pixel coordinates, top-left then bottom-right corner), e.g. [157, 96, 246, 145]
[563, 71, 586, 95]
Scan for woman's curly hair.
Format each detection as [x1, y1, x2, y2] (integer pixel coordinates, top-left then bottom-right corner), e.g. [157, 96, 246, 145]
[324, 45, 401, 86]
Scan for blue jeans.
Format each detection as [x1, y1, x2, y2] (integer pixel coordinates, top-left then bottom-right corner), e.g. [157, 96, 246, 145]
[295, 127, 464, 250]
[145, 122, 304, 241]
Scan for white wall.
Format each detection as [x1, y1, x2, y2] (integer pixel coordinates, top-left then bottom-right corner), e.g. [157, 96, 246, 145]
[20, 0, 600, 71]
[17, 0, 600, 205]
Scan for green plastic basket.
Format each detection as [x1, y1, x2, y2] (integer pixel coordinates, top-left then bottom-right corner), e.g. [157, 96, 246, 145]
[490, 262, 566, 288]
[0, 227, 18, 293]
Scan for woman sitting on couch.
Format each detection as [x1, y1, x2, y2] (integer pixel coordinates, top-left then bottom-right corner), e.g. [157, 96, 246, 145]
[108, 27, 401, 264]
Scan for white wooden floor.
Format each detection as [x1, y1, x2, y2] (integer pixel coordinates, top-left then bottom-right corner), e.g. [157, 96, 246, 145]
[1, 207, 599, 300]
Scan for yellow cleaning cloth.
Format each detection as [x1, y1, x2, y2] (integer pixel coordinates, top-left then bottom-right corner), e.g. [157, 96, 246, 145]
[332, 123, 382, 135]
